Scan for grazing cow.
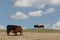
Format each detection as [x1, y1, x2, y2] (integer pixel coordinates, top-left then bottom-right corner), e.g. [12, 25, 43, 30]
[34, 25, 44, 29]
[12, 26, 23, 36]
[7, 25, 23, 36]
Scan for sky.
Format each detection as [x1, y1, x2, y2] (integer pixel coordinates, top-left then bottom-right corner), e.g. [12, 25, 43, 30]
[0, 0, 60, 29]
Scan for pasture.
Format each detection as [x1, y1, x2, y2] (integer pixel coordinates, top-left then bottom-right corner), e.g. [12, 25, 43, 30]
[0, 29, 60, 40]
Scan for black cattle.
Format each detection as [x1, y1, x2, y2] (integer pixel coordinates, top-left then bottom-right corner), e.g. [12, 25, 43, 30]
[7, 25, 23, 36]
[34, 25, 44, 29]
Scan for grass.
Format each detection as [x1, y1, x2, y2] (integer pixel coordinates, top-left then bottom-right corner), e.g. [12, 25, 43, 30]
[0, 29, 6, 32]
[23, 29, 60, 33]
[0, 29, 60, 33]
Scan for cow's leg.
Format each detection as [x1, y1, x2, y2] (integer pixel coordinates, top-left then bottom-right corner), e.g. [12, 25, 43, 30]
[20, 32, 21, 35]
[7, 32, 9, 36]
[7, 30, 10, 36]
[43, 27, 44, 29]
[20, 31, 23, 36]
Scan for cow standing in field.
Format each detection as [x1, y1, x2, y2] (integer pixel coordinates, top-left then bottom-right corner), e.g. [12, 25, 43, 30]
[7, 25, 23, 36]
[34, 25, 44, 29]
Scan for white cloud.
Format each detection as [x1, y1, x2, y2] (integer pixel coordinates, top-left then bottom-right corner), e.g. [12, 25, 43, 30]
[44, 24, 50, 29]
[28, 8, 56, 17]
[11, 12, 28, 20]
[0, 26, 6, 30]
[14, 0, 32, 7]
[14, 0, 60, 8]
[14, 0, 45, 9]
[52, 21, 60, 29]
[44, 8, 56, 14]
[41, 0, 60, 5]
[50, 0, 60, 5]
[28, 11, 43, 17]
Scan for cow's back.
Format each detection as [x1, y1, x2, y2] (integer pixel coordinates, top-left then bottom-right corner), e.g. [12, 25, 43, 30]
[7, 25, 18, 30]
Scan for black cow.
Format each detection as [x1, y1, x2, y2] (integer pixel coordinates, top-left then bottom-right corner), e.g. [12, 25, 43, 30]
[7, 25, 23, 36]
[34, 25, 44, 29]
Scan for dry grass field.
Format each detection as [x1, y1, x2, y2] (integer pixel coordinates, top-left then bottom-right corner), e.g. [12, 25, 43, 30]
[0, 29, 60, 40]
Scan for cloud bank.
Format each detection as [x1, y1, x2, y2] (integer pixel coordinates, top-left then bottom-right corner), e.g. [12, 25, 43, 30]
[0, 25, 6, 30]
[14, 0, 60, 8]
[52, 21, 60, 29]
[11, 8, 56, 19]
[29, 8, 56, 17]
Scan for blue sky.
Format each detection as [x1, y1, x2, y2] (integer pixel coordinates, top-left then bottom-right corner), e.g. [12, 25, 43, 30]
[0, 0, 60, 29]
